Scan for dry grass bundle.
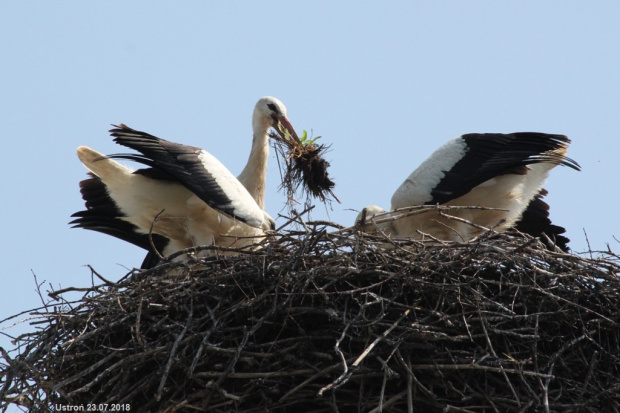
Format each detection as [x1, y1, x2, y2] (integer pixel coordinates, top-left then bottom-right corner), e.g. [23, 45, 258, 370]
[270, 128, 338, 204]
[1, 223, 620, 412]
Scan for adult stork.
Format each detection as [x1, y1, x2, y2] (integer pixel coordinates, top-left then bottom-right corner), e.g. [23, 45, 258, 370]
[71, 96, 298, 268]
[356, 133, 580, 251]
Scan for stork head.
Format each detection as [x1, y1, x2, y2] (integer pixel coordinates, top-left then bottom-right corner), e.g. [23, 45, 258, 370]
[355, 206, 389, 235]
[253, 96, 299, 141]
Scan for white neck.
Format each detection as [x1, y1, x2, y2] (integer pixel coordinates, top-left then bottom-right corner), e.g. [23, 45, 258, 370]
[237, 117, 270, 210]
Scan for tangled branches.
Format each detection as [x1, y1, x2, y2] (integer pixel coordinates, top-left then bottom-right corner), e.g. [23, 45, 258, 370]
[1, 226, 620, 412]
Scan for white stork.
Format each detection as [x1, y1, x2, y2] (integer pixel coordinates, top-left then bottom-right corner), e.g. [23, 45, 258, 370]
[356, 133, 580, 251]
[71, 96, 298, 268]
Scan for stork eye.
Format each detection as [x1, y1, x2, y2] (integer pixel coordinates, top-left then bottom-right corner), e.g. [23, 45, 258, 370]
[266, 103, 279, 113]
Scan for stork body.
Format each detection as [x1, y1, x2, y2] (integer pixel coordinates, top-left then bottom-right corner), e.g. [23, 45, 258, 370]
[71, 97, 297, 268]
[357, 133, 580, 250]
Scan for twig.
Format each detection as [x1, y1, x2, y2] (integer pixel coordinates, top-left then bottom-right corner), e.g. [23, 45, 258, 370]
[149, 209, 166, 262]
[156, 304, 193, 400]
[318, 309, 410, 395]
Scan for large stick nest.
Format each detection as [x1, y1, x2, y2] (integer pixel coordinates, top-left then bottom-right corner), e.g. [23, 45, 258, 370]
[2, 224, 620, 412]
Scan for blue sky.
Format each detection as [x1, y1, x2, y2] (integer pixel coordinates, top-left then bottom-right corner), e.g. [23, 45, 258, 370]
[1, 2, 619, 370]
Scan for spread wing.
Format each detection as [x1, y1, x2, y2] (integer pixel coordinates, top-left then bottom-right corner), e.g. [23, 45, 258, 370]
[108, 124, 265, 228]
[392, 132, 580, 208]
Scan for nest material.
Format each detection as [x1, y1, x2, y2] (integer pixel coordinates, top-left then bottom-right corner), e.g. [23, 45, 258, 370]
[270, 132, 338, 204]
[2, 226, 620, 412]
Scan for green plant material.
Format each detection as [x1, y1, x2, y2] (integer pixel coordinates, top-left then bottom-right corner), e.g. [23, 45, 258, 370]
[271, 123, 338, 205]
[299, 129, 322, 146]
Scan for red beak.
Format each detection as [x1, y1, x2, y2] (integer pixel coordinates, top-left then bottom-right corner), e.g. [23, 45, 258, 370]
[273, 115, 300, 143]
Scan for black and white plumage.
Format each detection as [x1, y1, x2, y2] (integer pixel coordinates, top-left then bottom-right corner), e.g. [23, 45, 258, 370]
[71, 96, 298, 268]
[357, 133, 580, 251]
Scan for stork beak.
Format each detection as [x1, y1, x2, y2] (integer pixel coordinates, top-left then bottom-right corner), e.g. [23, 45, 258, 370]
[273, 115, 300, 143]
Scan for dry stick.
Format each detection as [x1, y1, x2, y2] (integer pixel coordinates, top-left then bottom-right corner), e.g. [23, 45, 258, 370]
[86, 264, 116, 286]
[542, 332, 589, 413]
[579, 351, 599, 399]
[395, 349, 437, 403]
[540, 232, 563, 253]
[209, 284, 280, 400]
[60, 315, 134, 349]
[197, 344, 273, 358]
[134, 297, 144, 347]
[443, 405, 483, 413]
[583, 228, 594, 259]
[341, 209, 394, 236]
[431, 218, 469, 242]
[378, 368, 388, 412]
[293, 209, 312, 234]
[589, 383, 620, 407]
[367, 390, 408, 413]
[318, 309, 411, 396]
[319, 324, 350, 395]
[156, 305, 193, 401]
[329, 390, 339, 413]
[363, 205, 509, 229]
[279, 360, 355, 402]
[405, 353, 413, 413]
[276, 205, 316, 231]
[137, 232, 275, 273]
[407, 363, 553, 378]
[52, 351, 123, 392]
[478, 306, 520, 407]
[129, 259, 187, 280]
[365, 210, 508, 252]
[413, 228, 450, 245]
[148, 209, 166, 263]
[194, 369, 316, 379]
[188, 302, 221, 377]
[306, 220, 345, 229]
[49, 285, 100, 300]
[0, 347, 18, 401]
[335, 205, 502, 236]
[509, 236, 540, 254]
[66, 347, 167, 397]
[534, 287, 615, 325]
[164, 244, 266, 262]
[438, 212, 506, 241]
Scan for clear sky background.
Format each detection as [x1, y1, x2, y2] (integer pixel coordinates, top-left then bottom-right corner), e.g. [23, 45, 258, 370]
[1, 2, 619, 380]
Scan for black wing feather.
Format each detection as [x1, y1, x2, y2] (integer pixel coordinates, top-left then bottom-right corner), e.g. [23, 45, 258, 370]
[108, 124, 255, 226]
[70, 173, 168, 269]
[429, 133, 580, 205]
[514, 188, 570, 252]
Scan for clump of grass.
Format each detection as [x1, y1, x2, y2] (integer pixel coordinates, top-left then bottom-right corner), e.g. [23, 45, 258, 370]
[270, 122, 339, 205]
